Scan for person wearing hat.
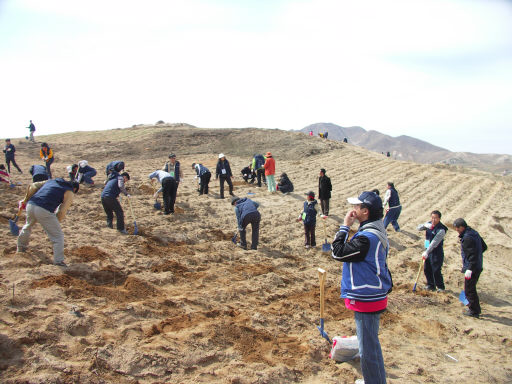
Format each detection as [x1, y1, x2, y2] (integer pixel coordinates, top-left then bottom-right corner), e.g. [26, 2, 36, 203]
[330, 191, 391, 384]
[216, 153, 234, 199]
[231, 196, 260, 250]
[297, 191, 317, 248]
[17, 178, 80, 267]
[263, 152, 276, 193]
[39, 142, 54, 179]
[3, 139, 22, 174]
[318, 168, 332, 216]
[163, 154, 183, 191]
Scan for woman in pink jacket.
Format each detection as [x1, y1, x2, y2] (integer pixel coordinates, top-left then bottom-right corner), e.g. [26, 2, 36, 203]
[264, 152, 276, 193]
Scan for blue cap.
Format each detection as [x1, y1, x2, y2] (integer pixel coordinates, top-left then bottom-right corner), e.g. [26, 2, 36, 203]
[347, 191, 382, 214]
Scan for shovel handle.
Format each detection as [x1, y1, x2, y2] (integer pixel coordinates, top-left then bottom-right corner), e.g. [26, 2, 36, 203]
[413, 258, 425, 291]
[318, 268, 326, 318]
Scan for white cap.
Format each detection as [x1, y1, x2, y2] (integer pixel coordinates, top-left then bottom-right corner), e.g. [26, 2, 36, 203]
[219, 153, 225, 159]
[66, 165, 73, 173]
[79, 160, 88, 167]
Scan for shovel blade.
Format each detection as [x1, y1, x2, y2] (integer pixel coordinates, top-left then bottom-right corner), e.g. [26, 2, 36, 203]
[133, 222, 139, 235]
[317, 321, 331, 344]
[9, 217, 20, 236]
[231, 233, 238, 244]
[322, 241, 331, 252]
[153, 201, 161, 210]
[459, 290, 469, 306]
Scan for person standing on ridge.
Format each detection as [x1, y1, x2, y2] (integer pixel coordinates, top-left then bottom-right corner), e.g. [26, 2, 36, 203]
[383, 182, 401, 232]
[3, 139, 22, 174]
[39, 143, 54, 179]
[453, 218, 487, 318]
[318, 168, 332, 217]
[330, 191, 391, 384]
[27, 120, 36, 142]
[216, 153, 234, 199]
[264, 152, 276, 193]
[417, 210, 447, 292]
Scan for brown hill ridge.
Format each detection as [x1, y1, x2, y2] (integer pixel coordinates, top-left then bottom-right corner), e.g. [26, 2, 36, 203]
[0, 124, 511, 383]
[302, 122, 512, 174]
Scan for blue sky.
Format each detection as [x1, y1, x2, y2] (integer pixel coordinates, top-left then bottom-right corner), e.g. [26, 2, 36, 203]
[1, 0, 511, 154]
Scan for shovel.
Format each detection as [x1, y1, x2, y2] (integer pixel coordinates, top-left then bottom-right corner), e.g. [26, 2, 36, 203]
[317, 268, 331, 344]
[321, 217, 331, 252]
[412, 258, 425, 292]
[152, 181, 161, 210]
[231, 230, 238, 244]
[9, 207, 23, 236]
[459, 290, 469, 306]
[127, 198, 139, 235]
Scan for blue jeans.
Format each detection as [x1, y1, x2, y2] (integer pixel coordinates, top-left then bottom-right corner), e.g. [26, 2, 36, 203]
[383, 206, 401, 231]
[354, 311, 387, 384]
[82, 169, 97, 184]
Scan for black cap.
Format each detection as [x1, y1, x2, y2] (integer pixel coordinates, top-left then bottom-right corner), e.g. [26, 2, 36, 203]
[231, 196, 240, 205]
[320, 168, 326, 174]
[168, 153, 176, 158]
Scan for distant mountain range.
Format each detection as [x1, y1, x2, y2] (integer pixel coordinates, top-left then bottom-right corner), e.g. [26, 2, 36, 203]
[301, 123, 512, 175]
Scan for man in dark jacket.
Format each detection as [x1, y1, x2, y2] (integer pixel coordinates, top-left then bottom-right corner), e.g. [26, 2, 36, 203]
[418, 210, 448, 292]
[3, 139, 22, 174]
[232, 197, 260, 250]
[453, 218, 487, 318]
[149, 169, 177, 215]
[241, 165, 256, 184]
[318, 168, 332, 216]
[29, 164, 49, 182]
[101, 172, 131, 234]
[216, 153, 234, 199]
[17, 178, 79, 266]
[192, 163, 211, 195]
[298, 191, 317, 247]
[277, 173, 294, 194]
[330, 191, 391, 384]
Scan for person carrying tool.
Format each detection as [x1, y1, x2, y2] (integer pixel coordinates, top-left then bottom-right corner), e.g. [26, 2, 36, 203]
[417, 210, 447, 292]
[318, 168, 332, 216]
[17, 178, 79, 267]
[382, 181, 401, 232]
[453, 218, 487, 318]
[39, 143, 54, 179]
[231, 196, 261, 250]
[101, 171, 131, 234]
[297, 191, 317, 248]
[263, 152, 276, 193]
[251, 154, 266, 187]
[277, 172, 294, 194]
[26, 120, 36, 142]
[192, 163, 211, 195]
[29, 164, 49, 182]
[163, 154, 183, 191]
[149, 169, 177, 215]
[330, 191, 391, 384]
[216, 153, 234, 199]
[3, 139, 22, 174]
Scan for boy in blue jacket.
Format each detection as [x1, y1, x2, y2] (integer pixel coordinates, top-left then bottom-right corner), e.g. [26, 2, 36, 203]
[297, 191, 317, 248]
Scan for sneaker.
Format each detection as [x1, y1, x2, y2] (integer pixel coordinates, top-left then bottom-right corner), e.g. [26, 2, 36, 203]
[355, 379, 365, 384]
[436, 288, 445, 293]
[463, 309, 480, 318]
[424, 285, 435, 291]
[305, 245, 310, 249]
[55, 261, 67, 267]
[119, 229, 128, 235]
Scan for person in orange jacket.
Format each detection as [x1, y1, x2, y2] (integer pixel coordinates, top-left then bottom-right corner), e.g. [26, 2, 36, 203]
[263, 152, 276, 193]
[40, 143, 54, 179]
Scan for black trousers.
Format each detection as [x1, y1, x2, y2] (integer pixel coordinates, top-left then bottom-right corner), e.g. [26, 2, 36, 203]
[162, 177, 177, 214]
[424, 253, 445, 289]
[219, 176, 233, 198]
[199, 172, 211, 194]
[240, 211, 261, 250]
[45, 157, 54, 179]
[465, 269, 482, 315]
[256, 169, 264, 187]
[101, 196, 124, 230]
[6, 158, 22, 174]
[320, 198, 330, 216]
[304, 224, 316, 246]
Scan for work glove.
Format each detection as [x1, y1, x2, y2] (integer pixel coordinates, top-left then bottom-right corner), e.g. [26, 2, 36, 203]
[126, 194, 131, 198]
[422, 251, 428, 260]
[465, 270, 472, 280]
[18, 200, 26, 210]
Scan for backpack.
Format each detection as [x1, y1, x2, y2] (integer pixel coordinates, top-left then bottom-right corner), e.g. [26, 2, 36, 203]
[254, 155, 265, 169]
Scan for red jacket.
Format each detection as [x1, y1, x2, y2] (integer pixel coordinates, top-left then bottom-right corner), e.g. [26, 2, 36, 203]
[264, 156, 275, 176]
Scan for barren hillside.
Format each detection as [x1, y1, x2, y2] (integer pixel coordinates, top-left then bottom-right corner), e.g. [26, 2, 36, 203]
[1, 124, 511, 383]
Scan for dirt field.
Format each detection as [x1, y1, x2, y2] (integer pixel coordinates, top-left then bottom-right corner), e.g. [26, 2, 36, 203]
[1, 125, 511, 383]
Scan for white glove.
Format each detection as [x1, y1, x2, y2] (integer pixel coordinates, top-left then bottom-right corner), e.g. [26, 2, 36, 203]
[422, 251, 428, 260]
[465, 270, 472, 280]
[126, 194, 131, 198]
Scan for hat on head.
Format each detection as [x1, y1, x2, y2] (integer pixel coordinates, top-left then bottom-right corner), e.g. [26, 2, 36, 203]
[231, 196, 240, 205]
[266, 152, 272, 157]
[168, 153, 176, 158]
[347, 191, 382, 214]
[320, 168, 326, 174]
[219, 153, 225, 159]
[305, 191, 315, 198]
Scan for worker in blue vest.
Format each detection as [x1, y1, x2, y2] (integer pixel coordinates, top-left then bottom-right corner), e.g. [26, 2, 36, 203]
[101, 172, 131, 234]
[29, 164, 49, 182]
[17, 178, 79, 267]
[382, 182, 401, 232]
[163, 154, 183, 191]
